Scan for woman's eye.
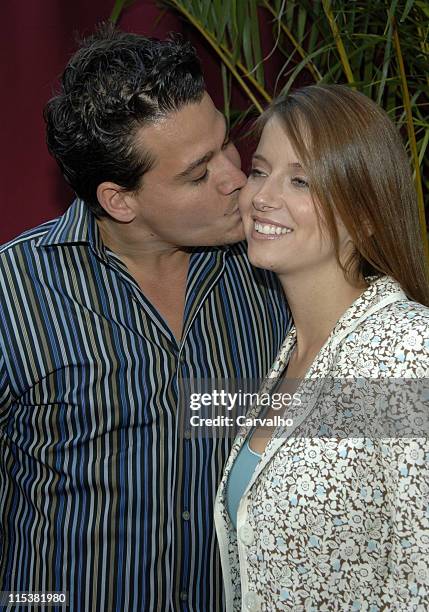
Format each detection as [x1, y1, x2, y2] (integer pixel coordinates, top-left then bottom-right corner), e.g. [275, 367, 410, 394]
[192, 170, 209, 184]
[291, 176, 309, 188]
[249, 168, 265, 178]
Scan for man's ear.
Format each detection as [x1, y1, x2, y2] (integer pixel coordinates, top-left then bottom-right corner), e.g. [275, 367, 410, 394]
[96, 182, 136, 222]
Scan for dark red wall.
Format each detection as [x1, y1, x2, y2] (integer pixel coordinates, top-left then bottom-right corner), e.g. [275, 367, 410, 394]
[1, 0, 252, 244]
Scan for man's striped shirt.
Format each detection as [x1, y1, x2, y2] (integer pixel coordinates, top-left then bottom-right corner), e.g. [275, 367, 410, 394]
[0, 199, 288, 611]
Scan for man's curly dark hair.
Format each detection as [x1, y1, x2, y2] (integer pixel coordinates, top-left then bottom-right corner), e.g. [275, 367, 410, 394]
[44, 23, 206, 217]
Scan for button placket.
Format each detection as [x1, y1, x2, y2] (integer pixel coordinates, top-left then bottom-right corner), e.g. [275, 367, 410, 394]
[239, 524, 255, 546]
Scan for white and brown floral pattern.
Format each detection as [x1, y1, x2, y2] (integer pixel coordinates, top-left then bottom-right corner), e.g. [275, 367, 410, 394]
[214, 276, 429, 611]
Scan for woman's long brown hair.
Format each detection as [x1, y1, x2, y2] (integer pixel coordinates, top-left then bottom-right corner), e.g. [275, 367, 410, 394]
[259, 84, 429, 306]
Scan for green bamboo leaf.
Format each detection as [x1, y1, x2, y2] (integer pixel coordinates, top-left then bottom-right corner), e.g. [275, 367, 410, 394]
[347, 0, 357, 34]
[416, 0, 429, 19]
[306, 0, 330, 40]
[250, 0, 264, 86]
[353, 6, 373, 69]
[279, 44, 335, 96]
[418, 130, 429, 166]
[322, 0, 355, 85]
[285, 0, 296, 27]
[307, 1, 322, 54]
[204, 5, 215, 31]
[242, 4, 253, 70]
[212, 0, 228, 43]
[352, 33, 388, 42]
[190, 0, 204, 20]
[263, 0, 322, 81]
[414, 129, 429, 174]
[377, 3, 396, 105]
[400, 0, 417, 23]
[297, 3, 308, 42]
[360, 19, 382, 99]
[231, 0, 245, 63]
[392, 15, 429, 261]
[229, 104, 256, 135]
[230, 0, 238, 42]
[396, 89, 427, 126]
[160, 0, 264, 111]
[110, 0, 136, 23]
[319, 40, 378, 83]
[200, 0, 212, 27]
[388, 0, 400, 21]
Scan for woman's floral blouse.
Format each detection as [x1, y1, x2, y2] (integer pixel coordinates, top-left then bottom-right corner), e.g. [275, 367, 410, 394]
[215, 276, 429, 611]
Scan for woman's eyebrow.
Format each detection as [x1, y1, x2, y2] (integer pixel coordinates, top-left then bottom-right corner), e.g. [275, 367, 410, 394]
[252, 154, 303, 169]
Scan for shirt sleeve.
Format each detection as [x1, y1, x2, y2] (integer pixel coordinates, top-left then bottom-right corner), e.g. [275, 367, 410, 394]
[380, 310, 429, 605]
[387, 307, 429, 377]
[380, 437, 429, 608]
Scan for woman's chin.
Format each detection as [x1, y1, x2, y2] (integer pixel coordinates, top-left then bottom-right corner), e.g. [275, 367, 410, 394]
[247, 251, 280, 273]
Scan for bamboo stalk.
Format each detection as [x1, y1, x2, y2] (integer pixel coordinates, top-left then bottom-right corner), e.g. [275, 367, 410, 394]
[168, 0, 264, 113]
[392, 16, 429, 263]
[262, 0, 322, 82]
[322, 0, 355, 86]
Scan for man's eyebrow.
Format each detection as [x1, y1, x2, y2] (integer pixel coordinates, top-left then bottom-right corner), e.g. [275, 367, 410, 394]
[175, 152, 213, 180]
[175, 115, 229, 181]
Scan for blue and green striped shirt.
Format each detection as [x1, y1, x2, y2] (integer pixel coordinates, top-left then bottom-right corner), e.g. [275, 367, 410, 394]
[0, 199, 288, 611]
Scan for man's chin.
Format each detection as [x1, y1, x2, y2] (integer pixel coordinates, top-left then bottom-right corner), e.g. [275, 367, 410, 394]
[221, 225, 246, 245]
[180, 221, 246, 248]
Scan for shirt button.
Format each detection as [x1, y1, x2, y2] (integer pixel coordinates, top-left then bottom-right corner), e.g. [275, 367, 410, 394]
[179, 353, 185, 363]
[244, 591, 261, 611]
[184, 429, 192, 440]
[180, 591, 187, 601]
[182, 510, 190, 521]
[239, 524, 254, 545]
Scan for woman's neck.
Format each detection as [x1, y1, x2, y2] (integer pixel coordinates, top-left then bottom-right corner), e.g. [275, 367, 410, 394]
[278, 265, 368, 361]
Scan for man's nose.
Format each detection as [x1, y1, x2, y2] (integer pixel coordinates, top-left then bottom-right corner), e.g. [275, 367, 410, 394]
[218, 146, 247, 194]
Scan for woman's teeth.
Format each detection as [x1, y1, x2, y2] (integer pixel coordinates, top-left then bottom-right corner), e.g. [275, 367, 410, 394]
[254, 221, 293, 235]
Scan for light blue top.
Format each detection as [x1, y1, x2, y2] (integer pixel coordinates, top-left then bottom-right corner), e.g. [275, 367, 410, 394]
[226, 438, 261, 529]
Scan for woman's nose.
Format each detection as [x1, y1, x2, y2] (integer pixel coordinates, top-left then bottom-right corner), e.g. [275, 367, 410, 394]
[252, 189, 279, 212]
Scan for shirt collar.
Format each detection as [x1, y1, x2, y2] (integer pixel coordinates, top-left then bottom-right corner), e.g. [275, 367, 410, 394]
[36, 198, 233, 264]
[36, 199, 110, 262]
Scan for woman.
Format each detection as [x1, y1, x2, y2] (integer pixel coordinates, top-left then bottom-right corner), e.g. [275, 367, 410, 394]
[214, 85, 429, 611]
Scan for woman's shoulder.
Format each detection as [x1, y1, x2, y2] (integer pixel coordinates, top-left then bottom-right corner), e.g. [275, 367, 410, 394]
[385, 297, 429, 318]
[367, 298, 429, 336]
[335, 298, 429, 377]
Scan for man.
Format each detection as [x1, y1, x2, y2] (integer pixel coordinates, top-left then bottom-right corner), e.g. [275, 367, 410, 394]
[0, 25, 288, 611]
